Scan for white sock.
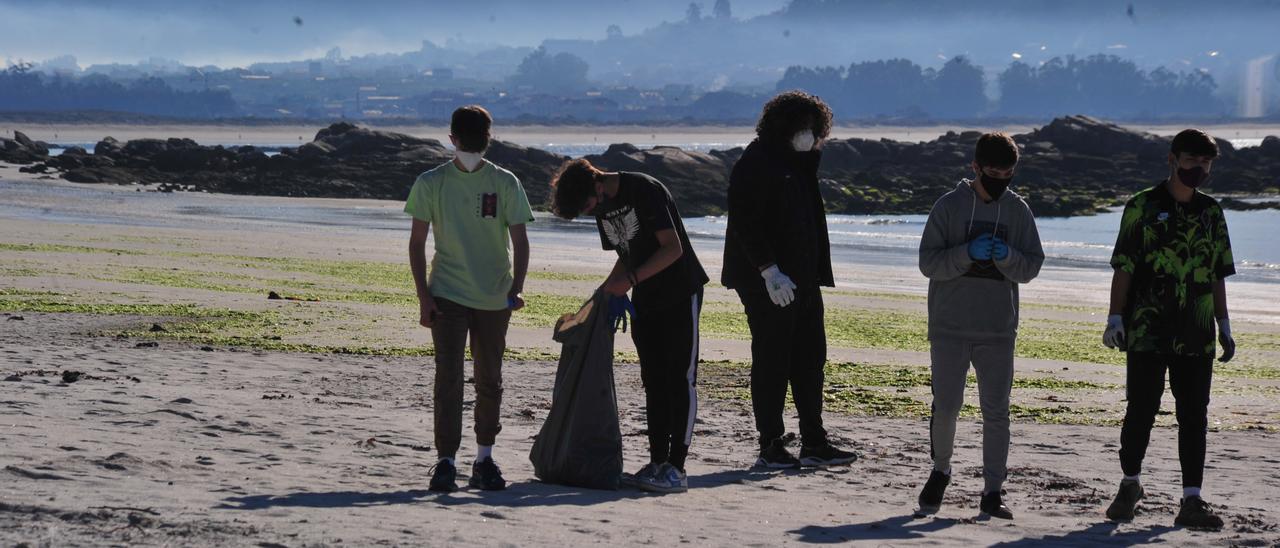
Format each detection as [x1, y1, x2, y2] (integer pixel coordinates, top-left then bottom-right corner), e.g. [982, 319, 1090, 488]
[477, 445, 493, 462]
[1183, 486, 1201, 499]
[1123, 474, 1141, 483]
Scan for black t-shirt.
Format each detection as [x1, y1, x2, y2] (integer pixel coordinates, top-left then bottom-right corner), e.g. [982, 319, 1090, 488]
[595, 172, 709, 312]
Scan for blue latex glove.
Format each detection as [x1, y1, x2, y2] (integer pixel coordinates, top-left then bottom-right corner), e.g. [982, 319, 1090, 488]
[607, 294, 636, 333]
[968, 233, 995, 261]
[991, 236, 1010, 261]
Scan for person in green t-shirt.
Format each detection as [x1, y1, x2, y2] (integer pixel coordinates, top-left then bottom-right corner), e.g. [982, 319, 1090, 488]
[405, 105, 535, 493]
[1101, 129, 1236, 530]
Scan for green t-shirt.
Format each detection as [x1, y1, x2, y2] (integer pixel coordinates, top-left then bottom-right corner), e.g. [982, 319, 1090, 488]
[404, 159, 535, 311]
[1110, 181, 1235, 356]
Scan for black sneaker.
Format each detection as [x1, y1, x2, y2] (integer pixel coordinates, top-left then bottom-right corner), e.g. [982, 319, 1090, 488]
[428, 459, 458, 492]
[980, 491, 1014, 520]
[799, 443, 858, 467]
[1105, 480, 1144, 521]
[755, 438, 801, 469]
[468, 457, 507, 491]
[1175, 496, 1224, 530]
[916, 470, 951, 516]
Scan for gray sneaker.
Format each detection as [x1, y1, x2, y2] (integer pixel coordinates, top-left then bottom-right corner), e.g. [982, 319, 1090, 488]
[621, 462, 660, 488]
[638, 463, 688, 494]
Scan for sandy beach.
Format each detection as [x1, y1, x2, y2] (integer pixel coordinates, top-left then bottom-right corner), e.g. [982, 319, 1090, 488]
[2, 169, 1279, 546]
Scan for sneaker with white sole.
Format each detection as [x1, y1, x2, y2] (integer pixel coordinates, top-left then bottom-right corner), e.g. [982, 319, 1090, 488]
[638, 463, 688, 494]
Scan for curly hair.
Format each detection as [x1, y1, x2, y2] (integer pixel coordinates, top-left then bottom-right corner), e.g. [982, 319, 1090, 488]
[755, 90, 833, 145]
[549, 158, 604, 219]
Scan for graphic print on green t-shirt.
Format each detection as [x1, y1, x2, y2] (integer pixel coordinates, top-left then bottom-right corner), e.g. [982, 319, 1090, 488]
[403, 160, 535, 311]
[1110, 182, 1235, 356]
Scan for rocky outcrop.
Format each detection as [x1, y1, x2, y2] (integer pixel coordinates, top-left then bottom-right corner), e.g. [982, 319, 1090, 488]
[13, 116, 1280, 218]
[0, 131, 51, 164]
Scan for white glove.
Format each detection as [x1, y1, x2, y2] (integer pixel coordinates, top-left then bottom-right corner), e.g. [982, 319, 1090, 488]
[761, 265, 797, 307]
[1218, 317, 1235, 363]
[1102, 314, 1126, 350]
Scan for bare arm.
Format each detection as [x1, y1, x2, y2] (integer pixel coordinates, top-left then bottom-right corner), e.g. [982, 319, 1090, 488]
[409, 218, 436, 327]
[635, 229, 683, 282]
[507, 223, 529, 310]
[602, 229, 683, 295]
[1107, 270, 1131, 316]
[1213, 279, 1228, 320]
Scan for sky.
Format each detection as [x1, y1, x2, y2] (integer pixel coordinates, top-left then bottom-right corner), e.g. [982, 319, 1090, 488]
[0, 0, 786, 68]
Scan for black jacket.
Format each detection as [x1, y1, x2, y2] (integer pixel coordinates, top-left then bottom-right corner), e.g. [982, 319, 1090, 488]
[721, 138, 834, 292]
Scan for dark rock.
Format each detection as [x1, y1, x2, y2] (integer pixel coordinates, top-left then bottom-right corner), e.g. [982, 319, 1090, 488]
[6, 316, 23, 321]
[267, 291, 282, 300]
[19, 119, 1278, 219]
[149, 323, 167, 332]
[1261, 135, 1280, 156]
[94, 137, 122, 157]
[135, 342, 159, 348]
[61, 370, 82, 383]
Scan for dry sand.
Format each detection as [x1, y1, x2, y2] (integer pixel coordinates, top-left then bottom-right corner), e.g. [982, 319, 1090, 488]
[2, 170, 1279, 546]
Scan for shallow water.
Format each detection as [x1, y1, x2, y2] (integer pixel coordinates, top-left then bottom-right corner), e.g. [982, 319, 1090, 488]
[2, 177, 1276, 284]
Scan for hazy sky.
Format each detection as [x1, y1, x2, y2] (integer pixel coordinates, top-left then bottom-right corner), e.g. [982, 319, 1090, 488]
[0, 0, 785, 68]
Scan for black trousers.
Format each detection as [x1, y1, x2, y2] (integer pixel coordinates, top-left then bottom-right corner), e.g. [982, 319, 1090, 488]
[1119, 351, 1213, 488]
[631, 290, 703, 470]
[738, 286, 828, 448]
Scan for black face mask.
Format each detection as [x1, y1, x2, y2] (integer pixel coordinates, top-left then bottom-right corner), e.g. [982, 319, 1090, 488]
[980, 173, 1012, 201]
[1176, 165, 1208, 189]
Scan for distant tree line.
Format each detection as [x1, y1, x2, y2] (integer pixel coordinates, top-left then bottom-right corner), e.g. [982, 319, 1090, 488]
[0, 64, 237, 118]
[777, 54, 1221, 119]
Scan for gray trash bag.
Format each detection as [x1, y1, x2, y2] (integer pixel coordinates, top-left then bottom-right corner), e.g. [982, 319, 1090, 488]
[528, 290, 623, 490]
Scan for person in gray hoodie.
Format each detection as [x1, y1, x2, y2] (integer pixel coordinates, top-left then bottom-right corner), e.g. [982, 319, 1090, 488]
[915, 132, 1044, 520]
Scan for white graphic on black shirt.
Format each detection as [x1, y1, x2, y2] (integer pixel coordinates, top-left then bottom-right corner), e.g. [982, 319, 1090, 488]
[602, 207, 640, 255]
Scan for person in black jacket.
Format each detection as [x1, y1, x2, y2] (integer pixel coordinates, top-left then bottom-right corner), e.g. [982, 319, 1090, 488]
[722, 90, 857, 469]
[550, 158, 709, 493]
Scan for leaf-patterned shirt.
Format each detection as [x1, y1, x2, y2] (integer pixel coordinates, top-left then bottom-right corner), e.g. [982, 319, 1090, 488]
[1110, 181, 1235, 356]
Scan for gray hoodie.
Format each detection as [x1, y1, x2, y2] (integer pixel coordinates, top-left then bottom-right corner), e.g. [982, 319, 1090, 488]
[919, 179, 1045, 342]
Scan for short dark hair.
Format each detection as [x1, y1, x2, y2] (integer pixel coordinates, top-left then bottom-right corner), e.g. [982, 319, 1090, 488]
[1171, 129, 1219, 158]
[550, 158, 604, 220]
[755, 90, 833, 145]
[450, 105, 492, 152]
[974, 132, 1019, 168]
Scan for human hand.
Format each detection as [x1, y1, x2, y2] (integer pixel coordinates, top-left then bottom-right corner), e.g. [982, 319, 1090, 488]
[968, 233, 995, 261]
[1218, 318, 1235, 363]
[991, 236, 1010, 261]
[1102, 314, 1126, 350]
[419, 295, 439, 328]
[761, 265, 796, 307]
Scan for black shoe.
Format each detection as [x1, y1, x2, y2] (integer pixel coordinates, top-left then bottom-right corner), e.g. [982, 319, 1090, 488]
[916, 470, 951, 515]
[799, 443, 858, 467]
[980, 491, 1014, 520]
[1175, 496, 1224, 530]
[428, 459, 458, 492]
[468, 457, 507, 491]
[1105, 480, 1144, 521]
[755, 438, 801, 469]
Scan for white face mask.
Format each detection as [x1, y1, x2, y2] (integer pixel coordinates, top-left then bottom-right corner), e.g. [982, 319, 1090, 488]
[791, 130, 816, 152]
[455, 150, 484, 172]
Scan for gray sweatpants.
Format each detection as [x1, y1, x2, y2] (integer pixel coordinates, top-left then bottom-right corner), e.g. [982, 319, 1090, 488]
[928, 338, 1015, 494]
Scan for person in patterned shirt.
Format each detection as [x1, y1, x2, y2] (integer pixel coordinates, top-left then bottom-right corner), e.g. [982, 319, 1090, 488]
[1102, 129, 1236, 530]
